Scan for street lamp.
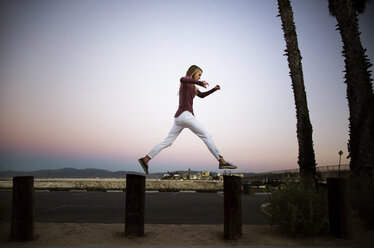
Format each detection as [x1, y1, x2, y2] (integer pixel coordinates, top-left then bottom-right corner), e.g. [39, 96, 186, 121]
[338, 150, 343, 175]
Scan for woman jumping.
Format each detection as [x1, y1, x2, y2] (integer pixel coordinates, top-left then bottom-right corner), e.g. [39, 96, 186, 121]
[138, 65, 237, 175]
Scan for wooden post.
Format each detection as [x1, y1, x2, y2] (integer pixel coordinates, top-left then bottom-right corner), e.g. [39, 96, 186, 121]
[224, 175, 242, 240]
[327, 177, 352, 239]
[125, 174, 145, 237]
[243, 182, 251, 195]
[11, 176, 35, 242]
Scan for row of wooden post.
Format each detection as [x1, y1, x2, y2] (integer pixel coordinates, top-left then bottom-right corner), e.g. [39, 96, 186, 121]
[124, 174, 242, 239]
[10, 175, 352, 242]
[10, 174, 242, 241]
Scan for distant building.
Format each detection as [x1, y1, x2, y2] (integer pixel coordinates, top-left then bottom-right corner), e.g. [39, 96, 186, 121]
[181, 173, 189, 180]
[202, 171, 210, 177]
[161, 170, 228, 180]
[189, 174, 198, 180]
[162, 173, 173, 180]
[162, 172, 182, 180]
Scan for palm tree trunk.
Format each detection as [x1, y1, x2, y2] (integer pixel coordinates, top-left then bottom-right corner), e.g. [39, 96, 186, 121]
[329, 0, 374, 226]
[277, 0, 317, 188]
[330, 0, 374, 177]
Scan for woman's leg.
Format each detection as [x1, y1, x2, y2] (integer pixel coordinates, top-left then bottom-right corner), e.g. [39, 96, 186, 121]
[182, 112, 221, 160]
[146, 120, 184, 159]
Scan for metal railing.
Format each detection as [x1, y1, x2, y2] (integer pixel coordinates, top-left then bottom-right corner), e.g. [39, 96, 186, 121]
[316, 164, 350, 172]
[243, 164, 351, 183]
[256, 164, 350, 175]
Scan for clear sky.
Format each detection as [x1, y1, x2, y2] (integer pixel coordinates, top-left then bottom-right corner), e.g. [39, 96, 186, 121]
[0, 0, 373, 173]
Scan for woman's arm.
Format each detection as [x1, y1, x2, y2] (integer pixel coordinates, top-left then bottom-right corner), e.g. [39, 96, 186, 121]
[197, 85, 220, 98]
[180, 77, 208, 88]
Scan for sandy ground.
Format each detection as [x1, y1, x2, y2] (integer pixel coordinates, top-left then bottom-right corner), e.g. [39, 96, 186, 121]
[1, 222, 374, 247]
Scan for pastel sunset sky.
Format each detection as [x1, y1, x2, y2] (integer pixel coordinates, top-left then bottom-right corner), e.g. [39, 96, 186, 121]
[1, 0, 373, 173]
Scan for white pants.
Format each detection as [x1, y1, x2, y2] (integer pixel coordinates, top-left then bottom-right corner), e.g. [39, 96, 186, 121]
[147, 111, 221, 160]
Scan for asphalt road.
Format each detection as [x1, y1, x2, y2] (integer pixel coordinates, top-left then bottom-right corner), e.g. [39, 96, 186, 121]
[0, 191, 270, 224]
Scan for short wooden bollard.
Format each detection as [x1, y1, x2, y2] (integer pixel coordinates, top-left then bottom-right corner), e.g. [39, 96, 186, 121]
[11, 176, 35, 242]
[125, 174, 145, 237]
[327, 177, 352, 239]
[242, 182, 251, 195]
[224, 175, 242, 240]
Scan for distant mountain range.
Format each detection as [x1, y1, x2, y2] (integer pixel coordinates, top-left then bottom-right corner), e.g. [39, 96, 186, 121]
[0, 167, 147, 179]
[0, 167, 255, 179]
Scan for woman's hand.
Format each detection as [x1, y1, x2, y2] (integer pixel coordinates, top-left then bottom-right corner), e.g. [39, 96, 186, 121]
[214, 85, 221, 90]
[201, 80, 209, 88]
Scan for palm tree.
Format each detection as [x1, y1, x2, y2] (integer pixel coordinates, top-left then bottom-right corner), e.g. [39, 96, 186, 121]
[328, 0, 374, 177]
[277, 0, 317, 188]
[328, 0, 374, 225]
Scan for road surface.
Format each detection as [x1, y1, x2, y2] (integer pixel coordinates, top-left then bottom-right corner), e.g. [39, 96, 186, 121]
[0, 191, 269, 224]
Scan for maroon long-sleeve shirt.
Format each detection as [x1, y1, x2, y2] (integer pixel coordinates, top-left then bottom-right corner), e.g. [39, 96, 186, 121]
[174, 76, 217, 118]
